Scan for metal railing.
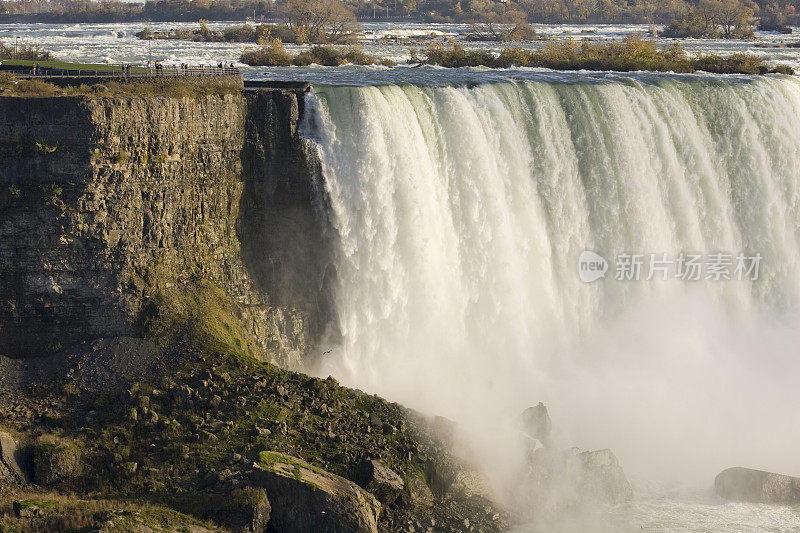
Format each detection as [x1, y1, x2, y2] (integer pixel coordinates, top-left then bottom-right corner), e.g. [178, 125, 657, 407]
[3, 66, 240, 78]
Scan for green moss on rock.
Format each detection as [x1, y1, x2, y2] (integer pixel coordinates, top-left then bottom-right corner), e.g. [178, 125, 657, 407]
[32, 436, 82, 486]
[135, 269, 261, 362]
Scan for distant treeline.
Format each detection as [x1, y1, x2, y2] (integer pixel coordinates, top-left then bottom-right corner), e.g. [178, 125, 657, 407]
[137, 0, 362, 44]
[0, 0, 276, 23]
[0, 0, 796, 34]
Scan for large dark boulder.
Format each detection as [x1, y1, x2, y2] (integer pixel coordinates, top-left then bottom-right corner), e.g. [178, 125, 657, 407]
[715, 467, 800, 504]
[356, 459, 405, 505]
[250, 451, 381, 533]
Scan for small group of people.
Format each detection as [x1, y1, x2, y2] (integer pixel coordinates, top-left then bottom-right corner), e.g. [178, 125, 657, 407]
[16, 59, 236, 79]
[134, 61, 237, 76]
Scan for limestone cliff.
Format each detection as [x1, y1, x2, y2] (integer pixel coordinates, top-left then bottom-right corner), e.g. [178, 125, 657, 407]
[0, 85, 323, 368]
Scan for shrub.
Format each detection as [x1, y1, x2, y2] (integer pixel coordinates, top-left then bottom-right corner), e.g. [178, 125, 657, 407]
[267, 24, 299, 43]
[770, 64, 795, 75]
[241, 40, 395, 67]
[495, 47, 534, 68]
[6, 79, 60, 97]
[723, 53, 768, 74]
[691, 53, 766, 74]
[199, 20, 213, 41]
[223, 24, 257, 42]
[504, 23, 538, 42]
[292, 52, 314, 66]
[240, 38, 295, 66]
[309, 45, 343, 66]
[662, 14, 720, 39]
[343, 46, 377, 65]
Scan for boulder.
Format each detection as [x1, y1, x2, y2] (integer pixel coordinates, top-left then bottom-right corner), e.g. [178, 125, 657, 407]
[424, 455, 495, 503]
[520, 403, 552, 443]
[221, 487, 271, 533]
[0, 430, 30, 484]
[401, 471, 434, 509]
[715, 467, 800, 504]
[447, 467, 494, 501]
[523, 447, 632, 511]
[32, 436, 81, 486]
[356, 459, 404, 505]
[250, 451, 381, 533]
[569, 449, 633, 504]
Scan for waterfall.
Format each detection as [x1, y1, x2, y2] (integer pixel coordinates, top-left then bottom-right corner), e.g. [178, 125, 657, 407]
[300, 75, 800, 488]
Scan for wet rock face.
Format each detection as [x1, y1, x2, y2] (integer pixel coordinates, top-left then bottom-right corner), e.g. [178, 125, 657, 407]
[0, 90, 318, 367]
[239, 89, 331, 364]
[715, 467, 800, 504]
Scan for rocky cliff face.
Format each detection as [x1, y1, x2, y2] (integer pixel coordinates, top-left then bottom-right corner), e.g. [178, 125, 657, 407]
[0, 87, 323, 368]
[240, 89, 330, 359]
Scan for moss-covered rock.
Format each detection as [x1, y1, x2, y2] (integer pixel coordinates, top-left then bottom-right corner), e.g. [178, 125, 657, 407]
[31, 436, 81, 486]
[251, 451, 381, 533]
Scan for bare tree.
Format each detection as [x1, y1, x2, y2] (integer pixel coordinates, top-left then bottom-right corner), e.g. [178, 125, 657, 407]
[282, 0, 360, 43]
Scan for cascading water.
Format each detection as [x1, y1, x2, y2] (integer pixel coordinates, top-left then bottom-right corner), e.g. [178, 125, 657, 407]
[299, 74, 800, 526]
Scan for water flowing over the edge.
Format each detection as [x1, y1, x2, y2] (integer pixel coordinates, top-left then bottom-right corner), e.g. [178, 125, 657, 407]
[298, 75, 800, 523]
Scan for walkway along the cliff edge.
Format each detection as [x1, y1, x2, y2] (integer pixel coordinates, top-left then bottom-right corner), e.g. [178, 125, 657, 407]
[0, 63, 241, 78]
